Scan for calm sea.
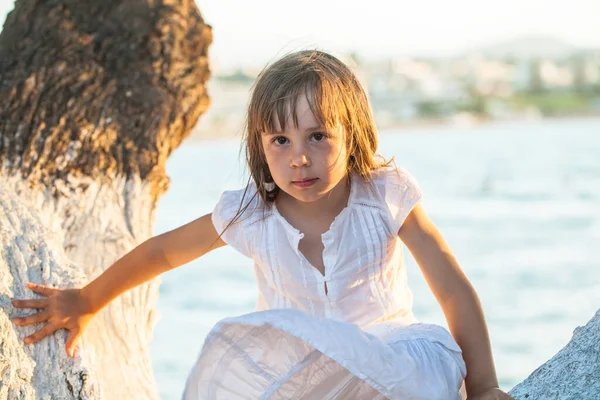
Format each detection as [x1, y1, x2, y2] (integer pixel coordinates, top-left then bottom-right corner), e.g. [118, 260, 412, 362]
[151, 117, 600, 399]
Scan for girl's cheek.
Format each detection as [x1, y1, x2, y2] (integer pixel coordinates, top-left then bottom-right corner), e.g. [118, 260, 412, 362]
[264, 145, 283, 158]
[320, 143, 346, 161]
[266, 150, 290, 168]
[314, 142, 336, 155]
[271, 147, 288, 159]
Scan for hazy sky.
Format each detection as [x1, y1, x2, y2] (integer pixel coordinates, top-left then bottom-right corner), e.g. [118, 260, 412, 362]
[2, 0, 600, 71]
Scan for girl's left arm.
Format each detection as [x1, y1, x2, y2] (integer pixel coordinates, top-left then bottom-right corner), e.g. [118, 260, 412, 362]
[399, 203, 513, 400]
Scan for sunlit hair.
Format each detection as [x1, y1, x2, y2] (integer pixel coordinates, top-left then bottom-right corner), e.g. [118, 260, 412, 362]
[218, 49, 392, 239]
[246, 49, 390, 203]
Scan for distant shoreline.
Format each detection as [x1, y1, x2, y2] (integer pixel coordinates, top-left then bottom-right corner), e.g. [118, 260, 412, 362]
[379, 112, 600, 132]
[188, 113, 600, 143]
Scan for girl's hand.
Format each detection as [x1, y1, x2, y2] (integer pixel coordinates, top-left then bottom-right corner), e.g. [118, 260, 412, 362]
[11, 282, 96, 357]
[468, 387, 514, 400]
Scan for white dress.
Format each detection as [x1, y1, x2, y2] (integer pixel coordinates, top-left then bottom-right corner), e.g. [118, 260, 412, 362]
[182, 166, 466, 400]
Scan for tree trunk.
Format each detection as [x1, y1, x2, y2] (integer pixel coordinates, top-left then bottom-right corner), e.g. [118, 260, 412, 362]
[0, 0, 211, 398]
[1, 184, 100, 399]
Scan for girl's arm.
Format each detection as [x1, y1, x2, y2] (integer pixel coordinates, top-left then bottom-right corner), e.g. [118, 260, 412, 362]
[82, 213, 225, 312]
[12, 213, 225, 356]
[399, 204, 512, 400]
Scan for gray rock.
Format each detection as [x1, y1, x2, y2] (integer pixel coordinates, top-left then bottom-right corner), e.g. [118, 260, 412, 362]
[509, 309, 600, 400]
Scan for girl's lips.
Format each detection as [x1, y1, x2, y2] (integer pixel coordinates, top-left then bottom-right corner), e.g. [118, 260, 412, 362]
[292, 178, 318, 188]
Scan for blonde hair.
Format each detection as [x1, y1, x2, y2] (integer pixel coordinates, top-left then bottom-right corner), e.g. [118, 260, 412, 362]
[246, 49, 390, 202]
[221, 50, 391, 235]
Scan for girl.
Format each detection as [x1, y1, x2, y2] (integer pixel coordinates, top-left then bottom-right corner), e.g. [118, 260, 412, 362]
[12, 50, 512, 400]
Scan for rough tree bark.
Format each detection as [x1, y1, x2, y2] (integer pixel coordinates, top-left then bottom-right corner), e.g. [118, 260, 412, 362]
[1, 185, 100, 399]
[0, 0, 211, 398]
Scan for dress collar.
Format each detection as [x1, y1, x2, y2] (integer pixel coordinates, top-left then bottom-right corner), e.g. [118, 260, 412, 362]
[272, 171, 359, 242]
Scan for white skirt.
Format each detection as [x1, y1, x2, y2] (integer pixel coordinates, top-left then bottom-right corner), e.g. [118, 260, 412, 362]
[182, 309, 466, 400]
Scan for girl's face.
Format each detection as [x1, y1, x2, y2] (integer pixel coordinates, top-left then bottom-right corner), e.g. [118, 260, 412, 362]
[261, 93, 348, 204]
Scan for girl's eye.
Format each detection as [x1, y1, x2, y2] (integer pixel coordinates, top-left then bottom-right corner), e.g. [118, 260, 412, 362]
[272, 136, 288, 145]
[311, 132, 327, 142]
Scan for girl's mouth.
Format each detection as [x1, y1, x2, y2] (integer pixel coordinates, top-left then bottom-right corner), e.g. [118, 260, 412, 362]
[292, 178, 318, 188]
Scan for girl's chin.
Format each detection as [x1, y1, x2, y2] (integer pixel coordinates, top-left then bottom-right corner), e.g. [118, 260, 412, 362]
[280, 187, 325, 203]
[292, 194, 321, 203]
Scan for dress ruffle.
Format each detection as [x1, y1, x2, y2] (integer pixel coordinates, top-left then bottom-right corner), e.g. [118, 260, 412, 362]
[183, 309, 466, 400]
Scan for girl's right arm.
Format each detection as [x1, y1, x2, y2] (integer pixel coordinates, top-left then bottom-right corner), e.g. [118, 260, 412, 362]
[82, 213, 225, 312]
[11, 212, 225, 356]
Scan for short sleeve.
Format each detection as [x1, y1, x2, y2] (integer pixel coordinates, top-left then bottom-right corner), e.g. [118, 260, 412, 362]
[382, 167, 423, 234]
[211, 187, 258, 258]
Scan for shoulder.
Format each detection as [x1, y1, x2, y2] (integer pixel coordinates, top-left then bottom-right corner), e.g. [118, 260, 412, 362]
[354, 165, 423, 233]
[211, 183, 272, 258]
[212, 183, 271, 231]
[355, 165, 422, 202]
[371, 165, 421, 190]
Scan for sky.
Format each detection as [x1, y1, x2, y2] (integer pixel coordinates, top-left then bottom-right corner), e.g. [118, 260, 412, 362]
[2, 0, 600, 71]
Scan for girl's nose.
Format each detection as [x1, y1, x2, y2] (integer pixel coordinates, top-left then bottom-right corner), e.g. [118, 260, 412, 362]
[290, 146, 310, 168]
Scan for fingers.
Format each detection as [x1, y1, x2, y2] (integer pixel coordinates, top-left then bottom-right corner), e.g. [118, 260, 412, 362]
[13, 310, 50, 326]
[11, 282, 55, 309]
[11, 298, 48, 309]
[26, 282, 55, 296]
[65, 330, 81, 358]
[24, 323, 57, 344]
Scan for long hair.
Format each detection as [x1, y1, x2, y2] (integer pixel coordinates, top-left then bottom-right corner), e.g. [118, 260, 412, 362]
[218, 50, 391, 238]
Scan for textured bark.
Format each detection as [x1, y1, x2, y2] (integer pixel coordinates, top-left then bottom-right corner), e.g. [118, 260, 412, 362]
[0, 0, 211, 198]
[508, 310, 600, 400]
[0, 0, 211, 398]
[0, 182, 100, 399]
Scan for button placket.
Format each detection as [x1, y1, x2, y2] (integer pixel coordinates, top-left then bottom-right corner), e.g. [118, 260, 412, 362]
[321, 231, 337, 318]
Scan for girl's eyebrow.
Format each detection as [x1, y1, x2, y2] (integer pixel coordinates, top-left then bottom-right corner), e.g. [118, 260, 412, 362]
[264, 125, 326, 135]
[304, 125, 327, 132]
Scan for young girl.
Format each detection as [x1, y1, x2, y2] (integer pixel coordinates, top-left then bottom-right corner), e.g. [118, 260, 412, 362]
[12, 50, 512, 400]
